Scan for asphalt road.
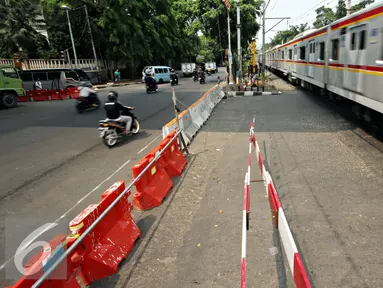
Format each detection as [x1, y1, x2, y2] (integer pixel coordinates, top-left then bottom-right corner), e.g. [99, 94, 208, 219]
[0, 70, 224, 286]
[94, 87, 383, 287]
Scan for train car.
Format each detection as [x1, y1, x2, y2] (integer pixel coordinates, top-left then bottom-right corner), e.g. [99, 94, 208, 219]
[260, 0, 383, 123]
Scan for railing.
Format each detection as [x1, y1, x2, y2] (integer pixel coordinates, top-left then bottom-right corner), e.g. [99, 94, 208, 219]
[0, 59, 101, 71]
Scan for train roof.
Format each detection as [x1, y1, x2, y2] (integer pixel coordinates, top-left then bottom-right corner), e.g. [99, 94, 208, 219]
[330, 0, 378, 28]
[263, 0, 379, 53]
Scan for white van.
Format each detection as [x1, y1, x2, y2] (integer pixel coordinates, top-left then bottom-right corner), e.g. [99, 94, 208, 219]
[142, 66, 174, 84]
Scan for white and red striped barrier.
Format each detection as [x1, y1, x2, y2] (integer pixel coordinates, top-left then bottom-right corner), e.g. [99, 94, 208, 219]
[241, 119, 311, 288]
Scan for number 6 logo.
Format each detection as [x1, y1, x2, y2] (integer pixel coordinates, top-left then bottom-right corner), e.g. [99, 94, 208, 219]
[14, 223, 58, 275]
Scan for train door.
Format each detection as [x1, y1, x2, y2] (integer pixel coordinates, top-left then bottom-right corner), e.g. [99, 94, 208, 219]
[293, 45, 298, 72]
[344, 24, 366, 93]
[308, 40, 315, 78]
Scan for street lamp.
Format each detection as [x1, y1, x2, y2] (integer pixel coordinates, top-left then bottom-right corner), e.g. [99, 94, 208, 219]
[61, 5, 78, 68]
[61, 5, 99, 70]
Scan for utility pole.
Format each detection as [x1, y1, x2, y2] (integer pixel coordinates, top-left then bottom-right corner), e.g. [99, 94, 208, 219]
[222, 0, 233, 84]
[261, 1, 290, 74]
[236, 0, 241, 86]
[84, 5, 99, 70]
[262, 2, 266, 74]
[65, 9, 78, 68]
[347, 0, 351, 16]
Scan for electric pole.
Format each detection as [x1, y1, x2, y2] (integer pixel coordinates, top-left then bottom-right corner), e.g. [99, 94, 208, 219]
[262, 2, 266, 74]
[347, 0, 351, 16]
[236, 0, 241, 86]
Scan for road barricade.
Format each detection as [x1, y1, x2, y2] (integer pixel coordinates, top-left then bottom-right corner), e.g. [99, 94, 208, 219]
[132, 152, 173, 211]
[162, 113, 191, 146]
[67, 87, 80, 99]
[51, 90, 68, 101]
[159, 130, 187, 177]
[68, 180, 141, 285]
[247, 119, 311, 288]
[30, 90, 50, 101]
[162, 84, 225, 142]
[8, 234, 86, 288]
[182, 109, 200, 141]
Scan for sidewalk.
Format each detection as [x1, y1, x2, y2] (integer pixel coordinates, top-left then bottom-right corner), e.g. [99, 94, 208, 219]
[93, 79, 142, 89]
[94, 96, 282, 287]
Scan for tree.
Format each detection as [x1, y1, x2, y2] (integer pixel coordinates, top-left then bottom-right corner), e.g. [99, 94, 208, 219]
[350, 0, 374, 13]
[0, 0, 45, 57]
[269, 23, 308, 47]
[335, 0, 346, 19]
[313, 6, 335, 28]
[198, 35, 220, 61]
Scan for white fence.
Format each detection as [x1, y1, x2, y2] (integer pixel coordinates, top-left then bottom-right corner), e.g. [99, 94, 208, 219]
[0, 59, 99, 71]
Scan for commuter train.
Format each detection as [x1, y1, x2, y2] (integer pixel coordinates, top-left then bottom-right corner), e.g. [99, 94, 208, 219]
[259, 1, 383, 124]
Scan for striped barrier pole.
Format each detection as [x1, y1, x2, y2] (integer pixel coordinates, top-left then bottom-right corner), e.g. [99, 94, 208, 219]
[241, 172, 248, 288]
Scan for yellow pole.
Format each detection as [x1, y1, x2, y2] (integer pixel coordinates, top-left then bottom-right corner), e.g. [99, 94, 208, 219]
[251, 40, 256, 73]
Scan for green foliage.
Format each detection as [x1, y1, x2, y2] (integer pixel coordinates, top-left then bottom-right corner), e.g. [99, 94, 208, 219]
[313, 0, 375, 28]
[267, 0, 375, 48]
[1, 0, 263, 77]
[0, 0, 45, 56]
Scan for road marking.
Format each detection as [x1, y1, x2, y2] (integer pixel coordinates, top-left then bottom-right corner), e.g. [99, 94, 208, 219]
[137, 133, 162, 154]
[0, 132, 162, 271]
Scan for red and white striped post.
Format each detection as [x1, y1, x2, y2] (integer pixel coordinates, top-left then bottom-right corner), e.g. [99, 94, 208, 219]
[241, 172, 248, 288]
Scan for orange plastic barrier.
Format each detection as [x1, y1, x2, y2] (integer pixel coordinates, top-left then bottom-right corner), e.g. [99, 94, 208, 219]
[132, 152, 173, 210]
[69, 180, 141, 285]
[159, 131, 187, 177]
[16, 95, 30, 102]
[51, 90, 67, 101]
[67, 87, 80, 99]
[8, 234, 86, 288]
[30, 90, 50, 101]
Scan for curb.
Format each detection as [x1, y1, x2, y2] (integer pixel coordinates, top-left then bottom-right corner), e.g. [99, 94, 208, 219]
[94, 82, 142, 90]
[227, 91, 282, 97]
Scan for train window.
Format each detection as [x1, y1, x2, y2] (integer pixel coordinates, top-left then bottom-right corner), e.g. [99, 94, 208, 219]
[299, 46, 306, 60]
[359, 30, 366, 50]
[319, 42, 325, 60]
[282, 51, 284, 59]
[351, 32, 356, 50]
[288, 49, 292, 59]
[331, 39, 339, 60]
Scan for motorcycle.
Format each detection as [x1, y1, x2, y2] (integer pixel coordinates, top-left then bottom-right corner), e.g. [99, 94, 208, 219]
[98, 108, 140, 148]
[75, 93, 101, 113]
[200, 75, 205, 84]
[170, 76, 178, 86]
[146, 82, 158, 94]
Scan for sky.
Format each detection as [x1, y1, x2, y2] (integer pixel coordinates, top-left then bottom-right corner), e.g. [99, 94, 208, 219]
[258, 0, 368, 48]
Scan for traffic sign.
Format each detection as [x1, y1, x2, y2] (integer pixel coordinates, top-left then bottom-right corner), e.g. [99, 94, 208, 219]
[222, 0, 230, 10]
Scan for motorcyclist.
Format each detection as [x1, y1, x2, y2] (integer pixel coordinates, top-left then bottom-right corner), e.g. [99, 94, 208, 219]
[170, 68, 178, 82]
[199, 68, 205, 81]
[104, 91, 134, 133]
[144, 69, 158, 91]
[78, 82, 97, 104]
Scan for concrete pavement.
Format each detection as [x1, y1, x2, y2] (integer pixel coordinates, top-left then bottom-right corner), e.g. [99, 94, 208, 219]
[96, 88, 382, 287]
[0, 70, 223, 286]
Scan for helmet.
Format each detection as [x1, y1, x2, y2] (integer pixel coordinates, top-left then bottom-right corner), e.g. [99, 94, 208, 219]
[170, 68, 175, 73]
[108, 91, 118, 101]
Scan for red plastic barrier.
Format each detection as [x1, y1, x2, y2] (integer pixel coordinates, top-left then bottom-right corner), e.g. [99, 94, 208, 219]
[8, 234, 86, 288]
[268, 182, 281, 228]
[132, 152, 173, 211]
[31, 90, 50, 101]
[159, 131, 187, 177]
[51, 90, 68, 100]
[67, 87, 80, 99]
[69, 180, 141, 285]
[17, 95, 30, 102]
